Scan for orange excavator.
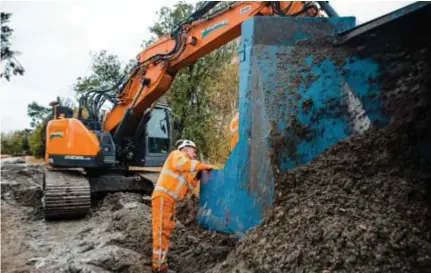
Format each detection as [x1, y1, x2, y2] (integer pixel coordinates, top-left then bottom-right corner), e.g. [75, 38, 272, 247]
[41, 1, 338, 220]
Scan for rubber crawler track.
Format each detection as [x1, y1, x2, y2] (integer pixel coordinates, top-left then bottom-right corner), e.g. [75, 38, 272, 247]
[43, 169, 91, 220]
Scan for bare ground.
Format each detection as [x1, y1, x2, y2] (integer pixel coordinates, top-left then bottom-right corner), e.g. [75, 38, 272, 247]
[1, 161, 236, 273]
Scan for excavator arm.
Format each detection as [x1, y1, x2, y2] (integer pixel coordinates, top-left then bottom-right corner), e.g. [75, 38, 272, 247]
[102, 1, 334, 142]
[41, 1, 338, 221]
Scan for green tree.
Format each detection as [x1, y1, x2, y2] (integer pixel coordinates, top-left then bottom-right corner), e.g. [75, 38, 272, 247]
[27, 96, 76, 128]
[28, 124, 45, 158]
[25, 97, 77, 158]
[142, 2, 194, 46]
[72, 50, 135, 122]
[21, 133, 30, 153]
[1, 12, 24, 81]
[143, 1, 237, 159]
[1, 132, 13, 155]
[73, 49, 135, 95]
[0, 129, 31, 156]
[27, 101, 51, 128]
[206, 61, 239, 164]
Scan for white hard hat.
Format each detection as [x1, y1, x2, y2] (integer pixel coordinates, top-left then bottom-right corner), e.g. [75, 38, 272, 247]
[176, 139, 197, 150]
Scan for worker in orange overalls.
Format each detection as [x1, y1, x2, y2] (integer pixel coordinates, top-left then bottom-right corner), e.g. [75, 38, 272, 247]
[152, 139, 215, 273]
[229, 112, 239, 150]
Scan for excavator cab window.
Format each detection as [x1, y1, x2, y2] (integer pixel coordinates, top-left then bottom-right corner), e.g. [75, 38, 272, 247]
[146, 107, 169, 154]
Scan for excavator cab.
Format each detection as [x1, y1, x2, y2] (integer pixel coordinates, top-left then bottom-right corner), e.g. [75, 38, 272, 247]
[129, 103, 172, 167]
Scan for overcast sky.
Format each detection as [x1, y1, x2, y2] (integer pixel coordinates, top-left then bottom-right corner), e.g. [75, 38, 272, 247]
[0, 0, 414, 133]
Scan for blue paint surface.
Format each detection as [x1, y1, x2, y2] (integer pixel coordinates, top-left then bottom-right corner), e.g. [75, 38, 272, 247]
[197, 16, 391, 236]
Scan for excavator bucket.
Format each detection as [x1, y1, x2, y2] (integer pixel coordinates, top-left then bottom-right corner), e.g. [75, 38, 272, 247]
[197, 2, 431, 236]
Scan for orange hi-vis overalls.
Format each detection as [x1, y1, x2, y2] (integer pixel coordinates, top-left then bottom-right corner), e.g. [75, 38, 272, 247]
[151, 149, 213, 272]
[229, 112, 239, 150]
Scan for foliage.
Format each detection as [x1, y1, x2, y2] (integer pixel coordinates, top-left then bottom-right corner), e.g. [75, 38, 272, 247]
[28, 124, 45, 158]
[205, 61, 239, 163]
[27, 101, 51, 128]
[142, 1, 194, 47]
[1, 132, 14, 155]
[143, 1, 238, 161]
[73, 49, 135, 95]
[1, 12, 24, 81]
[25, 97, 77, 158]
[1, 129, 31, 156]
[27, 96, 76, 129]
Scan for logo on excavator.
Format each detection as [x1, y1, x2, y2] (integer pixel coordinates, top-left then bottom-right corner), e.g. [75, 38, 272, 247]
[201, 19, 228, 38]
[64, 155, 91, 160]
[240, 5, 251, 14]
[49, 131, 63, 139]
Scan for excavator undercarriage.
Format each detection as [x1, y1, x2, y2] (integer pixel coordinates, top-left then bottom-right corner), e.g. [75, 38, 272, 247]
[42, 167, 158, 220]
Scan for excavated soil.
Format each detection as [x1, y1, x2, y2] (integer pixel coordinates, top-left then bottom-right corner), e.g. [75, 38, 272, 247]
[207, 46, 431, 272]
[1, 161, 44, 208]
[209, 124, 431, 273]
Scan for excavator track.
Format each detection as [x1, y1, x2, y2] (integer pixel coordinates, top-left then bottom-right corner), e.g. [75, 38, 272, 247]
[42, 168, 91, 220]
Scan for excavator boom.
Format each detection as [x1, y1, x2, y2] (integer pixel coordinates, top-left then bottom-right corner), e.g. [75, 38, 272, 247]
[103, 1, 327, 138]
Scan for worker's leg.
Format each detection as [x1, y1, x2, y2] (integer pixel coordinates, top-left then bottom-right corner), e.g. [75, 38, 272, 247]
[152, 195, 175, 272]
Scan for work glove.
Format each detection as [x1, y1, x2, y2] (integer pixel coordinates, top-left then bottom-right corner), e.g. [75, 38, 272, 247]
[196, 169, 213, 180]
[196, 163, 217, 171]
[201, 163, 217, 170]
[196, 170, 203, 180]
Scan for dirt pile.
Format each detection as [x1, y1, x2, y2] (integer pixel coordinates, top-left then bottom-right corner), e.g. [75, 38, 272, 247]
[206, 31, 431, 273]
[103, 193, 236, 273]
[1, 162, 44, 207]
[208, 123, 431, 273]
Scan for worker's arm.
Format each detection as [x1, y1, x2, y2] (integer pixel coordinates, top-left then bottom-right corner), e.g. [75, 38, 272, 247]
[171, 152, 215, 173]
[186, 172, 200, 193]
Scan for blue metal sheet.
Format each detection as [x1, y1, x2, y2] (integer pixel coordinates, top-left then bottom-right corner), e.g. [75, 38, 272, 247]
[196, 1, 431, 237]
[197, 16, 370, 236]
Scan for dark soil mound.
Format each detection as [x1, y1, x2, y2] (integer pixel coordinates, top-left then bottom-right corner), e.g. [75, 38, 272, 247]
[210, 115, 431, 273]
[209, 123, 431, 273]
[207, 30, 431, 273]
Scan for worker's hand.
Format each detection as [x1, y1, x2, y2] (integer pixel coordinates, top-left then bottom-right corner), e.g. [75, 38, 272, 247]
[197, 169, 211, 183]
[196, 170, 203, 180]
[201, 163, 217, 170]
